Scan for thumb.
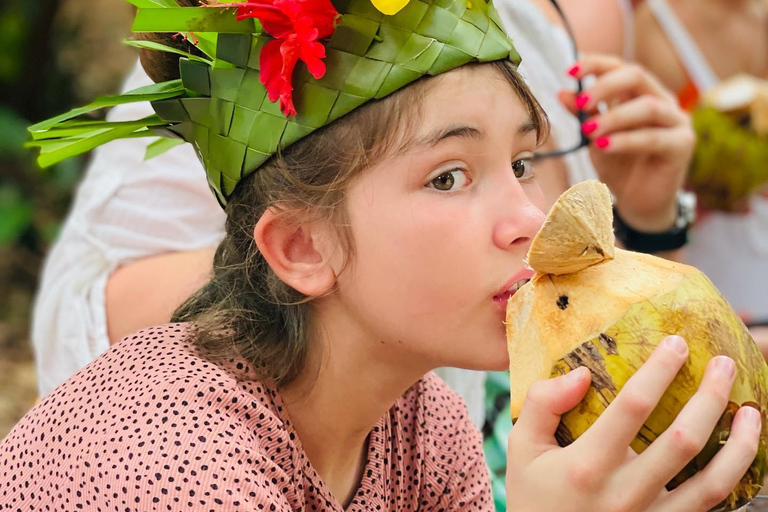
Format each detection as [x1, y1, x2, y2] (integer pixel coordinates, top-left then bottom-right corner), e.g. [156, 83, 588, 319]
[511, 367, 591, 448]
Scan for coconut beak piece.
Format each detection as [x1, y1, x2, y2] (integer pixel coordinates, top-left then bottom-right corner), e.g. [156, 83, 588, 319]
[525, 180, 615, 276]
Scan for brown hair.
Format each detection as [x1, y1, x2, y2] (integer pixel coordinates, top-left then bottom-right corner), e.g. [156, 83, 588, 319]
[138, 11, 549, 387]
[135, 0, 203, 83]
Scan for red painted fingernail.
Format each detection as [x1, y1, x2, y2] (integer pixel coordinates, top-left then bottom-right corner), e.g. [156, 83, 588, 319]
[567, 64, 580, 77]
[575, 93, 590, 110]
[595, 136, 610, 149]
[581, 120, 598, 135]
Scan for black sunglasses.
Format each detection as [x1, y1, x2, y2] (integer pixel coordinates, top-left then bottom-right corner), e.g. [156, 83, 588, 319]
[531, 0, 591, 162]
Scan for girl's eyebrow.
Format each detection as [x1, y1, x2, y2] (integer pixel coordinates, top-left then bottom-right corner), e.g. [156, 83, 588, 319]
[424, 125, 484, 147]
[415, 118, 538, 149]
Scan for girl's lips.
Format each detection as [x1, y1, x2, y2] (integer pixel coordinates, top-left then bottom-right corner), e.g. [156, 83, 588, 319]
[493, 274, 532, 313]
[493, 269, 534, 314]
[493, 286, 527, 313]
[493, 290, 514, 313]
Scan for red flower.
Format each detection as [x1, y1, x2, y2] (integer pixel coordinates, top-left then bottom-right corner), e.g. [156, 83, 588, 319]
[221, 0, 339, 116]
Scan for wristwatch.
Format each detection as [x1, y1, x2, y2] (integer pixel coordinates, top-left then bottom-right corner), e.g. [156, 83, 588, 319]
[613, 190, 697, 254]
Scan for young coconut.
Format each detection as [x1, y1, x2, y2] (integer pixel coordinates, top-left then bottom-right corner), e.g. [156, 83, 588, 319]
[507, 180, 768, 512]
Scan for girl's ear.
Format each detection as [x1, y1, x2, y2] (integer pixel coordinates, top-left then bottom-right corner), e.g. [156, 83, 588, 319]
[253, 207, 338, 297]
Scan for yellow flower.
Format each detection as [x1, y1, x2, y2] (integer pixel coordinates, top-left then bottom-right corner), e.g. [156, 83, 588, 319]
[370, 0, 409, 15]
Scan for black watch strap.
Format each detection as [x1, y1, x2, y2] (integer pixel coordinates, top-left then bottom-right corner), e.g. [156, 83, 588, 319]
[613, 192, 696, 254]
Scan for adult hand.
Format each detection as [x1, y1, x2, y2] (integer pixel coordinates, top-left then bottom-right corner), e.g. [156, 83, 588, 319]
[561, 54, 695, 233]
[505, 336, 761, 512]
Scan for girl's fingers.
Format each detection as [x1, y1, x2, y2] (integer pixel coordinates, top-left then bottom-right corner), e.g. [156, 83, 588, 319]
[509, 367, 591, 454]
[589, 126, 695, 155]
[582, 95, 687, 138]
[614, 356, 737, 509]
[575, 336, 689, 468]
[654, 405, 762, 512]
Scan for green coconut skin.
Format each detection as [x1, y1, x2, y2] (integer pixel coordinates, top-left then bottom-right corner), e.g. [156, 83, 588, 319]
[549, 270, 768, 512]
[689, 107, 768, 212]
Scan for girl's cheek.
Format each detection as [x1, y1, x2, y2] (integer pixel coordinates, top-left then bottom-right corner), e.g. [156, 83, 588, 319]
[522, 180, 547, 210]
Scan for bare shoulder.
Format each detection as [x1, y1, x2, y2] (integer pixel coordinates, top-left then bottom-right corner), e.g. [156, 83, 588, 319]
[633, 2, 688, 94]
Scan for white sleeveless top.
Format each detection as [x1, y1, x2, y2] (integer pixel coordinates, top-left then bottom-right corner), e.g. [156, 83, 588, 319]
[648, 0, 768, 323]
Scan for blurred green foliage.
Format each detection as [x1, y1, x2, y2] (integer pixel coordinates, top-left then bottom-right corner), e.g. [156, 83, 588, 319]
[1, 0, 81, 263]
[0, 0, 133, 334]
[0, 8, 77, 348]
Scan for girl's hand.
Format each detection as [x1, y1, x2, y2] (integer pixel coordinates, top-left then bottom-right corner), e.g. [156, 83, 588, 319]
[506, 336, 761, 512]
[561, 55, 695, 233]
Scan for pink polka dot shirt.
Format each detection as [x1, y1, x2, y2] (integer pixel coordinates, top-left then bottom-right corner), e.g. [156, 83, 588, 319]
[0, 324, 492, 511]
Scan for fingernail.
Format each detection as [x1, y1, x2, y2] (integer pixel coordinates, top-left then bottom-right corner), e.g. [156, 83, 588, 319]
[567, 64, 580, 77]
[664, 335, 688, 355]
[594, 136, 610, 149]
[565, 367, 587, 383]
[575, 93, 590, 110]
[743, 406, 761, 431]
[581, 120, 598, 135]
[713, 356, 736, 380]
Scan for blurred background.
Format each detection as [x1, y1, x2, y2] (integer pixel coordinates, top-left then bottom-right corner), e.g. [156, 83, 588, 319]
[0, 0, 135, 437]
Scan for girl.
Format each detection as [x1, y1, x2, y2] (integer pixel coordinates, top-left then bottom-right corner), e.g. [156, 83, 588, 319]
[4, 0, 758, 510]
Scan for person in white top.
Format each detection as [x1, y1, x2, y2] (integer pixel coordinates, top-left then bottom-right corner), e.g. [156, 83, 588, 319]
[634, 0, 768, 350]
[32, 0, 694, 432]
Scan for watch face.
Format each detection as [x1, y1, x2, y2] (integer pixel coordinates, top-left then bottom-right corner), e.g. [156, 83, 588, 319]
[676, 190, 697, 229]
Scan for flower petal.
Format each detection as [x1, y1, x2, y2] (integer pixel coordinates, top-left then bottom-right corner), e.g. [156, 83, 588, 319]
[259, 39, 286, 103]
[225, 0, 338, 116]
[301, 41, 326, 79]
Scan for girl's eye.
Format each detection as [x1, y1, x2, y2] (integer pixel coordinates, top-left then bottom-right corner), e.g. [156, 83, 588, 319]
[428, 169, 469, 191]
[512, 158, 534, 179]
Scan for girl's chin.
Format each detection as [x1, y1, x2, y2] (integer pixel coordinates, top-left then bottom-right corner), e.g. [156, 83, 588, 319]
[453, 351, 510, 372]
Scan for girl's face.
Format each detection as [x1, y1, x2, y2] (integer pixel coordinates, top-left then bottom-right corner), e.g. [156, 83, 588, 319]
[326, 65, 547, 372]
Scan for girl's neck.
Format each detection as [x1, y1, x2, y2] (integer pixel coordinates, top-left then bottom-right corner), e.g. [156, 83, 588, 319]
[279, 304, 430, 505]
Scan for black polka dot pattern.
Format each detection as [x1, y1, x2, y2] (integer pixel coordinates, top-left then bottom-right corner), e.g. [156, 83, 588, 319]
[0, 324, 492, 510]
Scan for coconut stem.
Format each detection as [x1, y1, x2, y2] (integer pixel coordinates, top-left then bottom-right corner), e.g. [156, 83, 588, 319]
[526, 180, 615, 276]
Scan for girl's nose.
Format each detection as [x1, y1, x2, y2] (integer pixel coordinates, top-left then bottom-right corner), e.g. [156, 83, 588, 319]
[492, 199, 546, 251]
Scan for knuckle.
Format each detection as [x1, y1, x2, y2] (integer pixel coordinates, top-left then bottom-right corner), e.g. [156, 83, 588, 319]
[731, 431, 759, 459]
[627, 64, 646, 83]
[645, 130, 664, 150]
[643, 96, 664, 118]
[707, 381, 732, 403]
[522, 380, 551, 411]
[700, 482, 731, 510]
[618, 391, 655, 420]
[669, 427, 705, 459]
[565, 460, 603, 492]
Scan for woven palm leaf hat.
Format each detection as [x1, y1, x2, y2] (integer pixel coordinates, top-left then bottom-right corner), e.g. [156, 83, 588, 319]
[29, 0, 521, 206]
